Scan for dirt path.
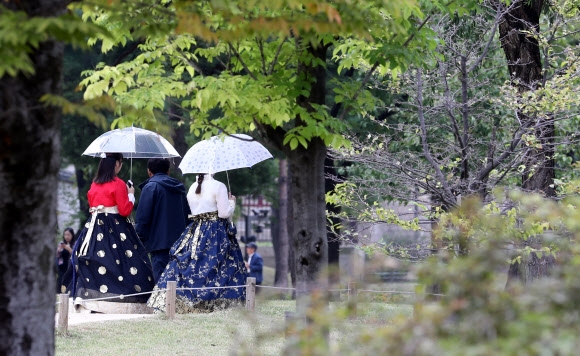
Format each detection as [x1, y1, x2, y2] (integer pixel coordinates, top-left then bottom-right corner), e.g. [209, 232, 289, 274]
[55, 300, 156, 326]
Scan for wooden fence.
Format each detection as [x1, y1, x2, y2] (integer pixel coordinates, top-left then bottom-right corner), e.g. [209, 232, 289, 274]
[56, 278, 257, 332]
[56, 279, 438, 333]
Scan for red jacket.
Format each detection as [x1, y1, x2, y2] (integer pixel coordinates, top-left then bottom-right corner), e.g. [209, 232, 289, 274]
[87, 177, 133, 217]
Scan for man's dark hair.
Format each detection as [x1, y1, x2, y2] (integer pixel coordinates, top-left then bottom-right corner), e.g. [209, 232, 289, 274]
[147, 158, 170, 174]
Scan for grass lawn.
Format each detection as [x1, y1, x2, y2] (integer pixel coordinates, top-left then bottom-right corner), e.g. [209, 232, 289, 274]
[56, 300, 412, 355]
[56, 266, 417, 355]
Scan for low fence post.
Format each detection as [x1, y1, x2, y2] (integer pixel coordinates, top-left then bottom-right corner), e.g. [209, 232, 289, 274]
[347, 281, 357, 319]
[246, 277, 256, 312]
[284, 311, 299, 339]
[57, 293, 69, 333]
[414, 284, 425, 318]
[166, 280, 176, 319]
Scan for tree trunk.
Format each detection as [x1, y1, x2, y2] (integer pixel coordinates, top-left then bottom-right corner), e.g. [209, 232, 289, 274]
[274, 159, 290, 288]
[167, 104, 188, 169]
[288, 167, 297, 295]
[75, 167, 88, 222]
[495, 0, 555, 285]
[0, 2, 68, 354]
[287, 139, 328, 298]
[285, 40, 329, 302]
[271, 207, 281, 273]
[325, 157, 341, 296]
[496, 0, 555, 198]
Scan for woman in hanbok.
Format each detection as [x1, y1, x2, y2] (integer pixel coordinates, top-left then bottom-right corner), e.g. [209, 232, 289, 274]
[63, 152, 154, 313]
[147, 173, 248, 313]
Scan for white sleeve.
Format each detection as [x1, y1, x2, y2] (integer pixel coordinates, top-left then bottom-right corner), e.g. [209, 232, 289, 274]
[216, 183, 235, 218]
[128, 193, 135, 204]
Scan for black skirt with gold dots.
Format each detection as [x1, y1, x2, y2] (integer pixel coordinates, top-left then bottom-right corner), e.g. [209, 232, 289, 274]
[62, 211, 154, 304]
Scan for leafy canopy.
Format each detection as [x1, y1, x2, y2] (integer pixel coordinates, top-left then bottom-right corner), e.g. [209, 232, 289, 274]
[69, 0, 475, 149]
[0, 5, 106, 77]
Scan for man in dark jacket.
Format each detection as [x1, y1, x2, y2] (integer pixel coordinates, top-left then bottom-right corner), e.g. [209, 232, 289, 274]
[135, 158, 191, 283]
[245, 242, 263, 286]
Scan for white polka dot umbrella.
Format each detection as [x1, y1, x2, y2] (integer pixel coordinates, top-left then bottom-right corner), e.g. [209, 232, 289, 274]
[178, 134, 273, 176]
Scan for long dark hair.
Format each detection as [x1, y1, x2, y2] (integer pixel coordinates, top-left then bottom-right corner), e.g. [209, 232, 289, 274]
[93, 153, 123, 183]
[195, 173, 205, 194]
[62, 227, 76, 245]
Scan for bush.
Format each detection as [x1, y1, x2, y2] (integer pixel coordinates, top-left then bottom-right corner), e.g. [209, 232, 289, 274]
[264, 192, 580, 355]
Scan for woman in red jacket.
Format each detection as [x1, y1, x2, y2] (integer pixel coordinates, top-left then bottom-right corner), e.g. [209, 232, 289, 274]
[63, 153, 154, 313]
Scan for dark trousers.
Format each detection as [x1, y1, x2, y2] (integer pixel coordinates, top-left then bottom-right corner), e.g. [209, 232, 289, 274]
[150, 249, 170, 284]
[56, 265, 67, 293]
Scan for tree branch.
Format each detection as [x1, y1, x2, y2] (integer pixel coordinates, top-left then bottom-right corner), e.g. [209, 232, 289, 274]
[476, 122, 525, 181]
[175, 49, 205, 76]
[337, 15, 433, 122]
[460, 55, 469, 179]
[467, 7, 501, 73]
[256, 120, 286, 151]
[256, 37, 268, 75]
[440, 60, 465, 150]
[416, 69, 457, 206]
[227, 42, 258, 80]
[268, 37, 287, 75]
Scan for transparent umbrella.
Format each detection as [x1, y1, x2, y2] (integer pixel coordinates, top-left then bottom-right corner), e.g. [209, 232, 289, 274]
[83, 127, 181, 179]
[178, 133, 273, 190]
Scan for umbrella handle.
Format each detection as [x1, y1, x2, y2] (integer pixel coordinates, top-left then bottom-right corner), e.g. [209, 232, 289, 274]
[226, 170, 231, 193]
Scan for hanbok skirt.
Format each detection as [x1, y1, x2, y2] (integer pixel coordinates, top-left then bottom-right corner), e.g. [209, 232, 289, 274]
[147, 211, 248, 313]
[62, 208, 154, 312]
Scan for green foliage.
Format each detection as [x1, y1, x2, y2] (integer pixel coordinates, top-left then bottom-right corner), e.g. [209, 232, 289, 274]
[326, 182, 421, 232]
[74, 0, 177, 53]
[212, 158, 280, 217]
[494, 3, 580, 183]
[41, 94, 112, 130]
[69, 0, 477, 152]
[325, 3, 578, 227]
[367, 193, 580, 355]
[273, 193, 580, 355]
[0, 6, 107, 77]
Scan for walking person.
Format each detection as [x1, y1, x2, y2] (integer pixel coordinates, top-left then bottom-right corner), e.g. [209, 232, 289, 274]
[135, 158, 190, 283]
[56, 227, 76, 293]
[148, 173, 248, 313]
[62, 152, 154, 313]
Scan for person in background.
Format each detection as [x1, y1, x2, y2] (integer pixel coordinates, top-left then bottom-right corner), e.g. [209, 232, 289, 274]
[56, 227, 76, 293]
[240, 234, 257, 260]
[147, 172, 248, 313]
[62, 152, 154, 313]
[245, 241, 263, 287]
[135, 158, 190, 283]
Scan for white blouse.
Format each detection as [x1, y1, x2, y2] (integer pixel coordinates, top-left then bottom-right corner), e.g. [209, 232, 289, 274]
[187, 175, 235, 219]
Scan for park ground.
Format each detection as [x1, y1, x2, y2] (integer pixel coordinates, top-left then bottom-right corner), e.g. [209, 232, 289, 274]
[56, 300, 413, 355]
[55, 267, 416, 355]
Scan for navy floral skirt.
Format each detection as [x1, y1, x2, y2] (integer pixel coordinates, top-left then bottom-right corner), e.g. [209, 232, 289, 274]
[147, 211, 248, 313]
[62, 210, 154, 305]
